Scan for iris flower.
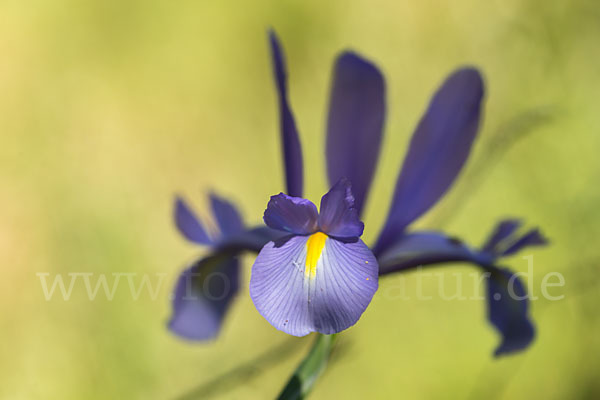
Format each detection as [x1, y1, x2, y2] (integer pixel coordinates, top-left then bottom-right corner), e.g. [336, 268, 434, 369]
[169, 31, 547, 356]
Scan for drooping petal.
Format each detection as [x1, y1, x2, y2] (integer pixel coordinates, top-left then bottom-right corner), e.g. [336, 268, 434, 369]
[250, 234, 378, 336]
[174, 196, 213, 245]
[374, 68, 484, 254]
[269, 30, 303, 197]
[481, 219, 522, 254]
[486, 266, 535, 356]
[169, 254, 239, 340]
[326, 52, 386, 215]
[501, 228, 548, 256]
[318, 178, 364, 239]
[210, 193, 244, 238]
[263, 193, 319, 235]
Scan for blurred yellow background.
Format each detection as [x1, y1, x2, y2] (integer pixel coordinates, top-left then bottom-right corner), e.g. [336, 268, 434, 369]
[1, 0, 599, 398]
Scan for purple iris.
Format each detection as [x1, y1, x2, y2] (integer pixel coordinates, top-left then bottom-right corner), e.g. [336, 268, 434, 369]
[250, 179, 378, 336]
[169, 31, 548, 356]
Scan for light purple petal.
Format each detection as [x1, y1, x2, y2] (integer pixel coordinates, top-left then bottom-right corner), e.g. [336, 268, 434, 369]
[269, 30, 304, 197]
[501, 228, 548, 256]
[375, 68, 484, 254]
[210, 193, 243, 238]
[168, 255, 239, 340]
[174, 196, 212, 245]
[481, 219, 522, 254]
[250, 235, 378, 336]
[326, 52, 386, 215]
[318, 178, 364, 238]
[263, 193, 319, 235]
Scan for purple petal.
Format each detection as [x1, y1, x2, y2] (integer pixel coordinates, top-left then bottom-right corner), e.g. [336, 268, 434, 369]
[263, 193, 319, 235]
[501, 229, 548, 256]
[174, 196, 212, 245]
[219, 226, 286, 253]
[318, 178, 364, 238]
[377, 232, 487, 274]
[326, 52, 386, 215]
[168, 255, 239, 340]
[210, 193, 243, 238]
[250, 234, 378, 336]
[269, 30, 303, 197]
[481, 219, 522, 254]
[374, 68, 484, 254]
[487, 266, 535, 356]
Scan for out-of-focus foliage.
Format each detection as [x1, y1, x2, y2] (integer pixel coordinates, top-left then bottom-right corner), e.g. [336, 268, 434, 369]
[1, 0, 599, 398]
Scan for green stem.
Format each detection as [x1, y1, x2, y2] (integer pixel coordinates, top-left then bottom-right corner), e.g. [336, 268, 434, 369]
[277, 333, 338, 400]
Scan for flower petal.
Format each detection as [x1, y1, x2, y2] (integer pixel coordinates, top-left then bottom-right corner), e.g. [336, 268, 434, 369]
[174, 196, 212, 245]
[250, 234, 378, 336]
[168, 254, 239, 340]
[210, 193, 244, 238]
[374, 68, 484, 254]
[318, 178, 364, 238]
[377, 231, 487, 274]
[269, 30, 304, 197]
[326, 52, 386, 215]
[487, 266, 535, 356]
[501, 228, 548, 256]
[481, 219, 522, 254]
[263, 193, 319, 235]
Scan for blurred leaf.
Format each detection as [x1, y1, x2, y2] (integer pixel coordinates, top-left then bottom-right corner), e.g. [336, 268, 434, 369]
[277, 334, 337, 400]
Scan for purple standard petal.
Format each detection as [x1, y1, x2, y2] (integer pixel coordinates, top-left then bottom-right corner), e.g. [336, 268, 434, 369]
[326, 52, 386, 215]
[269, 30, 303, 197]
[263, 193, 319, 235]
[210, 193, 243, 238]
[174, 196, 212, 245]
[374, 68, 484, 255]
[250, 234, 378, 336]
[501, 228, 548, 256]
[169, 254, 240, 340]
[318, 178, 364, 238]
[481, 219, 522, 254]
[487, 266, 535, 356]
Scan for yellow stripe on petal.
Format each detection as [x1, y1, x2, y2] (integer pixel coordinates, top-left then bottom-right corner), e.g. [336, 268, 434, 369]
[305, 232, 327, 279]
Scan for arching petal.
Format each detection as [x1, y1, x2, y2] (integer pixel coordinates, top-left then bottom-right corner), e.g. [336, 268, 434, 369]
[318, 178, 364, 239]
[374, 68, 484, 254]
[250, 234, 378, 336]
[487, 266, 535, 356]
[168, 254, 239, 340]
[269, 30, 304, 197]
[174, 196, 213, 245]
[263, 193, 319, 235]
[326, 52, 386, 215]
[210, 193, 243, 238]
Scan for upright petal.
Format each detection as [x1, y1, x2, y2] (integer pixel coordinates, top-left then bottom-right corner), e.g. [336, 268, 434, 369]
[263, 193, 319, 235]
[169, 254, 239, 340]
[174, 196, 213, 245]
[501, 229, 548, 256]
[486, 266, 535, 356]
[326, 52, 386, 215]
[318, 178, 364, 238]
[374, 68, 484, 254]
[269, 30, 303, 197]
[210, 193, 243, 238]
[481, 219, 522, 254]
[250, 234, 378, 336]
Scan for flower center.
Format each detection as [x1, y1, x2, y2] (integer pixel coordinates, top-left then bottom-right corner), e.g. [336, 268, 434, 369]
[305, 232, 327, 279]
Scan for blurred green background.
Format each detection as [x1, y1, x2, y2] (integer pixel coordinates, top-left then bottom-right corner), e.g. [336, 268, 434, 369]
[1, 0, 599, 398]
